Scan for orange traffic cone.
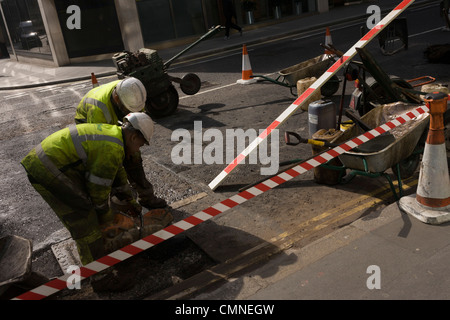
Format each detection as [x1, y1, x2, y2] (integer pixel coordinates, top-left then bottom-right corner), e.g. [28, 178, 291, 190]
[91, 72, 99, 88]
[237, 44, 257, 85]
[324, 27, 334, 56]
[399, 92, 450, 224]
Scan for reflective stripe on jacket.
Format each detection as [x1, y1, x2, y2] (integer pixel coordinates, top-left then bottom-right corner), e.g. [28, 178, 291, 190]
[74, 80, 121, 125]
[21, 123, 129, 213]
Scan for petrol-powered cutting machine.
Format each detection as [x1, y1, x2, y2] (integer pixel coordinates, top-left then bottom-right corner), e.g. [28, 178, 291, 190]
[112, 25, 223, 118]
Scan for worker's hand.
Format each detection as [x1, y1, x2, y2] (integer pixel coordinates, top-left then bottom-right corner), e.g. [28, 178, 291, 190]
[125, 199, 142, 217]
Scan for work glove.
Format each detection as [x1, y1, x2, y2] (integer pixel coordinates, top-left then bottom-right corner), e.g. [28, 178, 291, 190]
[100, 213, 140, 254]
[100, 213, 136, 238]
[110, 195, 142, 217]
[125, 199, 142, 217]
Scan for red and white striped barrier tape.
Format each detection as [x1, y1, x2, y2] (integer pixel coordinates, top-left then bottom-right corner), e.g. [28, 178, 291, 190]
[208, 0, 416, 190]
[13, 103, 429, 300]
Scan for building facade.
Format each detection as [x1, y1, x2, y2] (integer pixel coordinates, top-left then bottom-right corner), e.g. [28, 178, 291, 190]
[0, 0, 345, 67]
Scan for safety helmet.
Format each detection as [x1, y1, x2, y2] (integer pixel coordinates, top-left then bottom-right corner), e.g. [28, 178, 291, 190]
[123, 112, 154, 144]
[115, 77, 147, 112]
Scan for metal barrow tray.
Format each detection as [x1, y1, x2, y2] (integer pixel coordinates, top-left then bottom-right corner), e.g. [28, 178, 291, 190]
[253, 54, 340, 96]
[339, 102, 429, 173]
[279, 54, 332, 86]
[337, 102, 430, 198]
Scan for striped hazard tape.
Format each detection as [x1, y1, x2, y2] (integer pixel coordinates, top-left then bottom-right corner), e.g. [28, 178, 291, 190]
[208, 0, 416, 190]
[13, 103, 429, 300]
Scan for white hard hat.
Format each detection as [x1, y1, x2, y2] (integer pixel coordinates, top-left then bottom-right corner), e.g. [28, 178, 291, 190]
[123, 112, 154, 144]
[115, 77, 147, 112]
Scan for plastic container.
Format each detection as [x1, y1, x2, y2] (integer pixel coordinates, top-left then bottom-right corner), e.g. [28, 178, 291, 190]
[308, 99, 336, 137]
[311, 129, 345, 185]
[297, 77, 321, 111]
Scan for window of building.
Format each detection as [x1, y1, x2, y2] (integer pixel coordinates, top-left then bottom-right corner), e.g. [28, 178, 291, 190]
[241, 0, 317, 24]
[137, 0, 208, 46]
[54, 0, 124, 58]
[0, 0, 51, 59]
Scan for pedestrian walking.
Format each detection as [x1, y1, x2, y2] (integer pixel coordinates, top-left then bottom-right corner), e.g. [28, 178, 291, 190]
[222, 0, 243, 39]
[441, 0, 450, 31]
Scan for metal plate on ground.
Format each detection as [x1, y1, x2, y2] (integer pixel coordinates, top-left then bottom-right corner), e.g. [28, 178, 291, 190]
[0, 235, 32, 287]
[51, 238, 81, 273]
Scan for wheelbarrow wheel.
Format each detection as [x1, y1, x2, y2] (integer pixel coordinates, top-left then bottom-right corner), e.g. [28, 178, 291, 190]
[391, 152, 421, 180]
[180, 73, 201, 95]
[146, 85, 179, 118]
[321, 75, 340, 97]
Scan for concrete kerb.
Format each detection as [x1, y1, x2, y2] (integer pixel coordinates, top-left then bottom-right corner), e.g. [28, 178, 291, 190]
[0, 70, 116, 91]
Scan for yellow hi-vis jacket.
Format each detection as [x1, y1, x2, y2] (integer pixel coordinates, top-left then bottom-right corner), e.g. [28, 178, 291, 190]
[21, 123, 130, 217]
[74, 80, 122, 125]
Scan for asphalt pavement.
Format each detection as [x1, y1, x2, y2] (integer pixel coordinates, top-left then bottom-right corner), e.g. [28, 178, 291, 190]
[1, 0, 449, 301]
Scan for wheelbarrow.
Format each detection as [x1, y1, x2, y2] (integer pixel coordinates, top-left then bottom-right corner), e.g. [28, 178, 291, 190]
[112, 25, 223, 118]
[251, 54, 340, 97]
[279, 102, 430, 199]
[0, 235, 49, 299]
[332, 102, 429, 199]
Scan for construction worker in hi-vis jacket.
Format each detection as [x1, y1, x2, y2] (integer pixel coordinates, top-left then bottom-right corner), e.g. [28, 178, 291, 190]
[21, 113, 172, 268]
[75, 77, 168, 210]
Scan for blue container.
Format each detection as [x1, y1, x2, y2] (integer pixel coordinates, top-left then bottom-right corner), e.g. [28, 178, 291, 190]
[308, 99, 336, 137]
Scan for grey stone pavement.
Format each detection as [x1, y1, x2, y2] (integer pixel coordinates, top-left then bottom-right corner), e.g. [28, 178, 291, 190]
[1, 0, 449, 300]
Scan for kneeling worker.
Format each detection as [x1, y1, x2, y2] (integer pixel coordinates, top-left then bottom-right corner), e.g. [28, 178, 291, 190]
[21, 113, 172, 267]
[75, 77, 167, 209]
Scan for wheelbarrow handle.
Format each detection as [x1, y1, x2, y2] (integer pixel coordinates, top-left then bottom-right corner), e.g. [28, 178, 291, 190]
[406, 76, 436, 88]
[320, 43, 344, 57]
[164, 25, 223, 69]
[284, 131, 339, 148]
[285, 131, 306, 145]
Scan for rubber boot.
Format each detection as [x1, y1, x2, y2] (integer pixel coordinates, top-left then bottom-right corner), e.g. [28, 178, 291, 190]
[135, 185, 167, 209]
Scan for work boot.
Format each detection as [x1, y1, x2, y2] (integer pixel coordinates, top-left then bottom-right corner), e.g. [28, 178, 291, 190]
[135, 185, 168, 209]
[141, 208, 174, 237]
[138, 193, 167, 209]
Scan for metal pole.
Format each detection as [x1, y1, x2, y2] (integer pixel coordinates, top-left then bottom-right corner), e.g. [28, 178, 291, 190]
[163, 25, 222, 69]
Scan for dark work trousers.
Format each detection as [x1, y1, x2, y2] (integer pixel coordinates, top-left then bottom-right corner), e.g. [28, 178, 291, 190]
[223, 0, 241, 37]
[225, 15, 241, 37]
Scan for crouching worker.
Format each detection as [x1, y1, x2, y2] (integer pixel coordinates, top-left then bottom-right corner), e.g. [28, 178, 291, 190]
[21, 113, 173, 291]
